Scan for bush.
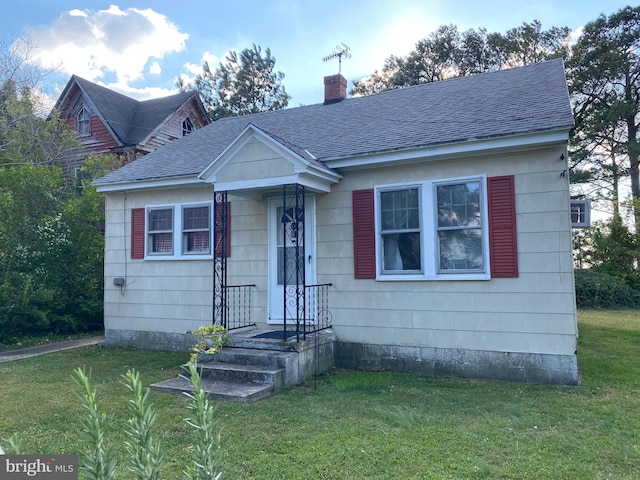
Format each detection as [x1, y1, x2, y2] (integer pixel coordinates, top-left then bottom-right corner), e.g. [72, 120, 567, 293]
[574, 269, 640, 309]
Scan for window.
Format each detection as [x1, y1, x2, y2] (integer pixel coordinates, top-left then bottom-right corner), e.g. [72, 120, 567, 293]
[380, 188, 421, 272]
[130, 203, 215, 259]
[183, 205, 210, 254]
[436, 181, 483, 272]
[182, 117, 194, 136]
[570, 200, 591, 228]
[375, 177, 488, 280]
[148, 208, 174, 255]
[76, 106, 90, 136]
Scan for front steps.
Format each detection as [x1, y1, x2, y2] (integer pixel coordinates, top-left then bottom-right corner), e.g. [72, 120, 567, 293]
[150, 329, 334, 403]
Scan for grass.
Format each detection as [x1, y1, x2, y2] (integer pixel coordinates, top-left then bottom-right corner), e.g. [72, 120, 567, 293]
[0, 310, 639, 478]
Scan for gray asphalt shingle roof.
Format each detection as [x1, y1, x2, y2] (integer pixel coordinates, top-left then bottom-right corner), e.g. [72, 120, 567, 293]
[94, 59, 573, 186]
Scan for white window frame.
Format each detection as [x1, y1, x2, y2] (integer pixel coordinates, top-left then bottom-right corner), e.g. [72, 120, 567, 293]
[145, 202, 213, 260]
[375, 175, 490, 281]
[182, 204, 211, 255]
[570, 200, 591, 228]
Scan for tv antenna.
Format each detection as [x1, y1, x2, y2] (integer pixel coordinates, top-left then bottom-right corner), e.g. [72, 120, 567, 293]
[323, 43, 351, 73]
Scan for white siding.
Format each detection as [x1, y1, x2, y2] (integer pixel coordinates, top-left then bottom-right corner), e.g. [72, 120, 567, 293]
[103, 185, 216, 335]
[312, 146, 577, 356]
[103, 144, 577, 359]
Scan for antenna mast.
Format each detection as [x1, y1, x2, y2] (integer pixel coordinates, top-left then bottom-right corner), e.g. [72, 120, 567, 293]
[323, 43, 351, 73]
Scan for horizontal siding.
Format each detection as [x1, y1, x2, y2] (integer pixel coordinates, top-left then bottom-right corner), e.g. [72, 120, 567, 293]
[103, 146, 577, 357]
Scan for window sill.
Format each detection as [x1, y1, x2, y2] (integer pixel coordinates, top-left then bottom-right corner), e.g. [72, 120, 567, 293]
[144, 254, 213, 261]
[377, 272, 490, 281]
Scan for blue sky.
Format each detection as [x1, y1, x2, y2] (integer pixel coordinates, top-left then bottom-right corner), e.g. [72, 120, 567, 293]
[1, 0, 632, 107]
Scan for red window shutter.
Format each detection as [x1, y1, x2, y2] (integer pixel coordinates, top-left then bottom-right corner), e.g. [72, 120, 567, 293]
[487, 175, 518, 278]
[131, 208, 145, 259]
[214, 201, 231, 258]
[352, 189, 376, 279]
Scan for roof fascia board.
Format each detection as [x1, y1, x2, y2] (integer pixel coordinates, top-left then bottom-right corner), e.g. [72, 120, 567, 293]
[199, 124, 317, 182]
[94, 175, 203, 193]
[324, 129, 571, 170]
[74, 81, 125, 146]
[214, 172, 334, 193]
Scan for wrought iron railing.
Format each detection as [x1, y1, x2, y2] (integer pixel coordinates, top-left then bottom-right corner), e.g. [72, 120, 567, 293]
[299, 283, 333, 340]
[221, 284, 256, 330]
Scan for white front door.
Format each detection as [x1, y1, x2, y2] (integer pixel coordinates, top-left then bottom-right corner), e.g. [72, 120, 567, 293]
[268, 195, 315, 324]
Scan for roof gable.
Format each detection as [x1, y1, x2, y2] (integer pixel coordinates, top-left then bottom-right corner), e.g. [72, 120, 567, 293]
[55, 76, 206, 147]
[200, 124, 341, 195]
[94, 59, 574, 190]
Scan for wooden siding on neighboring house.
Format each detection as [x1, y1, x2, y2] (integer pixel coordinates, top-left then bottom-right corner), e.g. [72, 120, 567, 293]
[66, 115, 119, 155]
[141, 102, 210, 151]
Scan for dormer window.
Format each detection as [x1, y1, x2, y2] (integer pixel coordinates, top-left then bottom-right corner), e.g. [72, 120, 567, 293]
[182, 117, 194, 136]
[76, 106, 90, 136]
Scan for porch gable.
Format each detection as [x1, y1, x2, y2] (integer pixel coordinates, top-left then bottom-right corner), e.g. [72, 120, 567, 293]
[199, 124, 341, 196]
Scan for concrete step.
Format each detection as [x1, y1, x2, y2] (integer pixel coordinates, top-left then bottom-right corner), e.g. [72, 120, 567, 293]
[196, 362, 285, 392]
[150, 375, 274, 403]
[205, 347, 297, 370]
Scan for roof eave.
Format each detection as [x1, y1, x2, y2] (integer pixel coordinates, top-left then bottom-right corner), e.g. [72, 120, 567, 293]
[94, 175, 204, 193]
[323, 128, 572, 170]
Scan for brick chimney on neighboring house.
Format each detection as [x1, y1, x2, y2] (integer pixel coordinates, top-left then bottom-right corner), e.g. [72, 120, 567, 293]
[324, 74, 347, 104]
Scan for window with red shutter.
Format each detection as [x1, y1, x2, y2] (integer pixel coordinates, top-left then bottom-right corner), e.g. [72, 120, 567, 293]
[130, 208, 145, 259]
[352, 189, 376, 279]
[487, 175, 519, 278]
[352, 174, 518, 281]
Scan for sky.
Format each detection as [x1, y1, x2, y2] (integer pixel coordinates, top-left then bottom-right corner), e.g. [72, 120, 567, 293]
[0, 0, 633, 108]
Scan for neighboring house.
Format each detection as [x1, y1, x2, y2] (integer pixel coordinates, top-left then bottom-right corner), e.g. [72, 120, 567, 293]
[54, 75, 210, 176]
[94, 59, 578, 385]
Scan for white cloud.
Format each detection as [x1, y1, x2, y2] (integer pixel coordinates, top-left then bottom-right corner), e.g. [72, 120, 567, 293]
[177, 51, 223, 89]
[27, 5, 188, 86]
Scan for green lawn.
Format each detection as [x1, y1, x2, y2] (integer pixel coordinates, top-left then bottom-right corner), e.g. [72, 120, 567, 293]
[1, 310, 639, 479]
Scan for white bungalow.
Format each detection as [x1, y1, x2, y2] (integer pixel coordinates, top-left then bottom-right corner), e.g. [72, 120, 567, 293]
[94, 59, 578, 386]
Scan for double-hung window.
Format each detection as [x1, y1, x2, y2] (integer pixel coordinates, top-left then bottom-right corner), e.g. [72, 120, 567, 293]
[436, 181, 483, 272]
[376, 176, 488, 280]
[131, 202, 219, 260]
[380, 187, 421, 273]
[183, 205, 211, 254]
[148, 207, 174, 255]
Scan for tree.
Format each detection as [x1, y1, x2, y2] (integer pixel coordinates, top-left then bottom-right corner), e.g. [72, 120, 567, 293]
[351, 21, 570, 96]
[182, 44, 290, 121]
[0, 163, 104, 339]
[0, 35, 77, 166]
[568, 6, 640, 232]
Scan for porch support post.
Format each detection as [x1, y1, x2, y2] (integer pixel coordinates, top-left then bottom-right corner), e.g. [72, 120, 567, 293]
[282, 184, 305, 340]
[213, 190, 228, 327]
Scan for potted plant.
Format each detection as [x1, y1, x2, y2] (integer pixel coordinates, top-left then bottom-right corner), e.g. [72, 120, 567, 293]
[190, 324, 229, 362]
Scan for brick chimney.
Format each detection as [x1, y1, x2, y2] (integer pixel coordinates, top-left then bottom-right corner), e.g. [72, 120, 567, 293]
[324, 74, 347, 105]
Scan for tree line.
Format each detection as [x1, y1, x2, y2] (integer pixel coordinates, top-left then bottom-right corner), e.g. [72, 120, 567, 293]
[0, 4, 637, 340]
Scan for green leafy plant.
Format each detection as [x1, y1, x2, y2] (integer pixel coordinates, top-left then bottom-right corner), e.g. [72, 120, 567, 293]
[122, 369, 164, 480]
[66, 363, 223, 479]
[182, 361, 223, 480]
[190, 324, 229, 362]
[73, 367, 117, 480]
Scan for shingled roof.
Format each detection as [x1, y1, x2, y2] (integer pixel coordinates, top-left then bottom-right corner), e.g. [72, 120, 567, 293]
[94, 59, 573, 187]
[56, 75, 199, 146]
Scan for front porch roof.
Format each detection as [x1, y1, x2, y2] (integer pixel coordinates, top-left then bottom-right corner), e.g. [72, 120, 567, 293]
[198, 124, 342, 197]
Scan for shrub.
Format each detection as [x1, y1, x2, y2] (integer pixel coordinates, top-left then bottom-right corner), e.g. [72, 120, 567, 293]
[574, 269, 640, 309]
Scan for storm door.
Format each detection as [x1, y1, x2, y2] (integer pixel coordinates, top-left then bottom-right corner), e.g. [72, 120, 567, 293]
[267, 187, 315, 325]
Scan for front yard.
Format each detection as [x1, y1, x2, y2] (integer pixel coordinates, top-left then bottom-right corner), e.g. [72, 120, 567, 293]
[1, 310, 639, 478]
